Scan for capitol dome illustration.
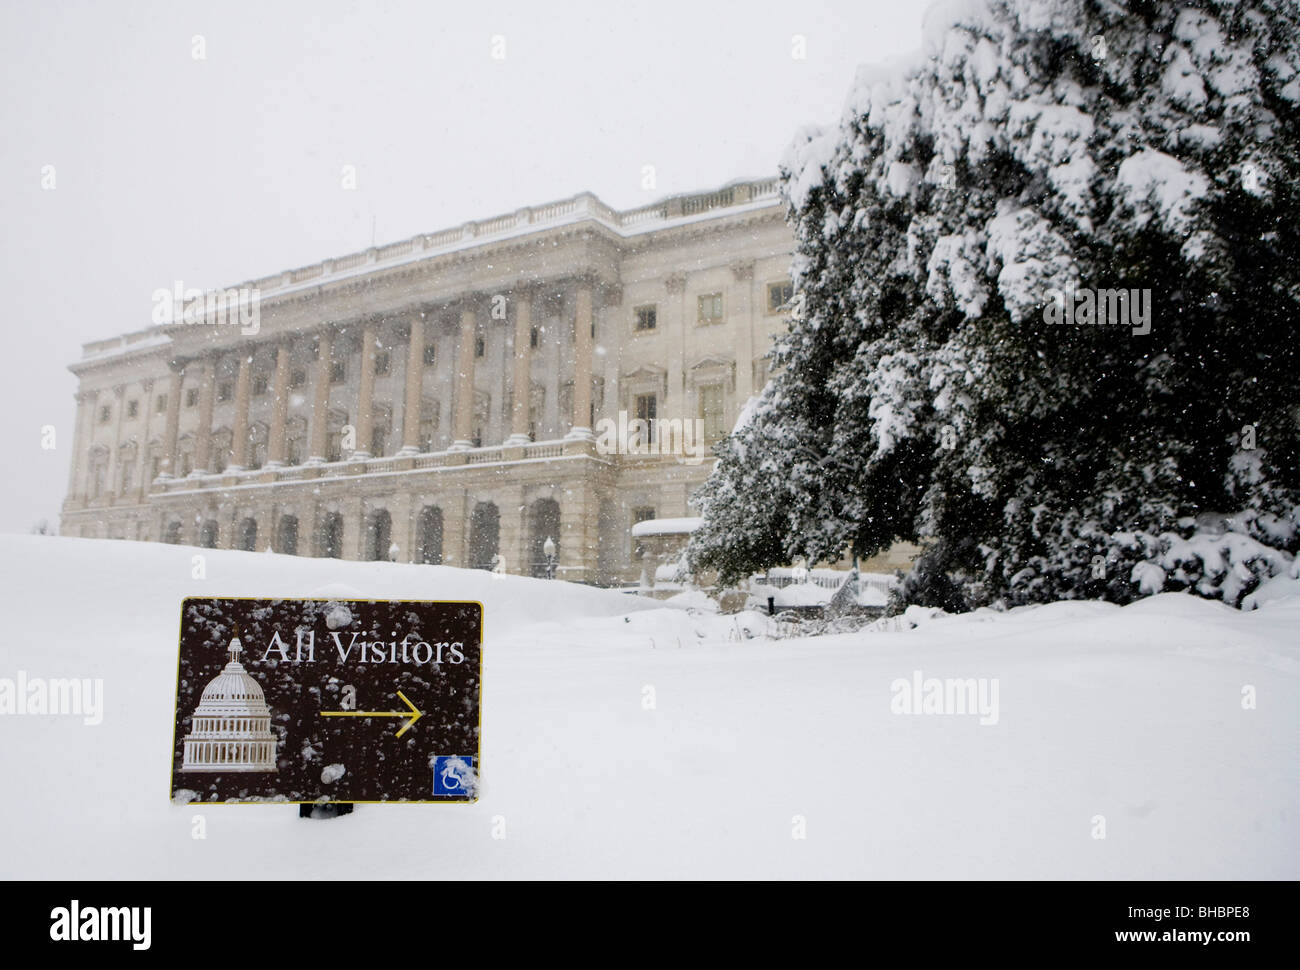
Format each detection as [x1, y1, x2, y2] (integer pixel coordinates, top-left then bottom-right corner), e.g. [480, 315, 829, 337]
[181, 635, 278, 772]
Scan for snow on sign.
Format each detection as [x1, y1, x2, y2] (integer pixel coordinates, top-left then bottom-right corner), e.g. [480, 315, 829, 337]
[169, 597, 481, 804]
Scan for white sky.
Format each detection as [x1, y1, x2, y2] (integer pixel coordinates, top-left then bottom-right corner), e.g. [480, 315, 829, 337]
[0, 0, 927, 533]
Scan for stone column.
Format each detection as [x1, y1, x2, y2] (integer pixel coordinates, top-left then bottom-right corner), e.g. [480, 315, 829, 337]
[107, 384, 126, 497]
[67, 390, 92, 503]
[192, 356, 216, 474]
[505, 288, 533, 446]
[558, 477, 599, 583]
[352, 323, 377, 459]
[441, 490, 468, 566]
[450, 303, 477, 450]
[228, 349, 252, 471]
[495, 484, 526, 576]
[267, 339, 292, 466]
[732, 260, 756, 403]
[566, 280, 595, 439]
[398, 319, 426, 456]
[135, 379, 154, 500]
[344, 494, 365, 560]
[665, 273, 687, 415]
[158, 362, 184, 480]
[308, 328, 333, 463]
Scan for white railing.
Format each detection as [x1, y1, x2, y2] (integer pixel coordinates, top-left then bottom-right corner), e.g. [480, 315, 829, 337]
[465, 447, 505, 465]
[524, 442, 564, 459]
[139, 434, 600, 499]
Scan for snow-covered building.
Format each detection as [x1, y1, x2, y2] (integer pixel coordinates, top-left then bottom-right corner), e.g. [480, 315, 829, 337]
[61, 178, 915, 584]
[60, 179, 799, 585]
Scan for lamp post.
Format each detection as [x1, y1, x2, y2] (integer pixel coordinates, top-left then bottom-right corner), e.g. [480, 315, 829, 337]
[542, 536, 556, 580]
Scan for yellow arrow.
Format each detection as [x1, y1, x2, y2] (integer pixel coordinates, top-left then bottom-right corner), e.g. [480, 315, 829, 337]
[321, 690, 423, 738]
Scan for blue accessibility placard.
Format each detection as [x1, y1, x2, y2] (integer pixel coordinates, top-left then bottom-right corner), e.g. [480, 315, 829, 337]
[431, 755, 477, 798]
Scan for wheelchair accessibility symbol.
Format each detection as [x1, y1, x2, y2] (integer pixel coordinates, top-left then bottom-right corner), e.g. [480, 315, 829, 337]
[431, 755, 476, 798]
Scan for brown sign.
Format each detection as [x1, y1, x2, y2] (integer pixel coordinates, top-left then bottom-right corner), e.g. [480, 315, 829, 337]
[169, 597, 481, 803]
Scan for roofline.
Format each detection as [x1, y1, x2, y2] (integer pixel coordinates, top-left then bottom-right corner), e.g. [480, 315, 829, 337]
[75, 176, 784, 364]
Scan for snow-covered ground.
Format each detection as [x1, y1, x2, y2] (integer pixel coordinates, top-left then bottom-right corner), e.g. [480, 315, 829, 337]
[0, 534, 1296, 879]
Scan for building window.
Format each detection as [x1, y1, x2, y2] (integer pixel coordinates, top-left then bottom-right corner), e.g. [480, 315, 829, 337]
[697, 292, 724, 325]
[330, 361, 346, 384]
[156, 394, 168, 413]
[120, 461, 134, 494]
[767, 280, 794, 313]
[634, 393, 657, 445]
[374, 350, 390, 376]
[529, 326, 539, 349]
[185, 388, 199, 407]
[99, 406, 111, 424]
[474, 334, 485, 358]
[423, 343, 436, 366]
[290, 369, 306, 389]
[287, 436, 304, 465]
[371, 425, 388, 457]
[248, 432, 267, 470]
[699, 383, 725, 445]
[633, 305, 657, 332]
[327, 430, 343, 463]
[528, 398, 542, 442]
[217, 382, 233, 402]
[126, 399, 138, 419]
[252, 374, 269, 397]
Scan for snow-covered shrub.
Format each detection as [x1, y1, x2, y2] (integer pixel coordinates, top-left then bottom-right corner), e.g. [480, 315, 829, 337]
[689, 0, 1300, 611]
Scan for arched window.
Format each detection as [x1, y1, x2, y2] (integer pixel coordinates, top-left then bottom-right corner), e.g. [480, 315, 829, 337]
[319, 512, 343, 559]
[365, 508, 392, 561]
[527, 498, 561, 577]
[468, 502, 500, 570]
[276, 514, 299, 556]
[247, 422, 269, 471]
[199, 520, 219, 549]
[417, 506, 443, 564]
[210, 429, 232, 474]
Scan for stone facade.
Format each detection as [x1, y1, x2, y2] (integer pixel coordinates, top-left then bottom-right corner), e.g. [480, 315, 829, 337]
[61, 178, 817, 585]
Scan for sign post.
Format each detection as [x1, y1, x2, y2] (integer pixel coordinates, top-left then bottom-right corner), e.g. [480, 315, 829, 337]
[170, 597, 482, 805]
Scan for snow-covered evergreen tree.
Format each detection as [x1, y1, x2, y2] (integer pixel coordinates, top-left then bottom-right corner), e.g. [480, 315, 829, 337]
[689, 0, 1300, 608]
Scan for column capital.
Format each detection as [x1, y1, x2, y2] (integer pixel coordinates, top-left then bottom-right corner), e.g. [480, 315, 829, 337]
[665, 272, 687, 294]
[512, 279, 543, 301]
[730, 259, 755, 281]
